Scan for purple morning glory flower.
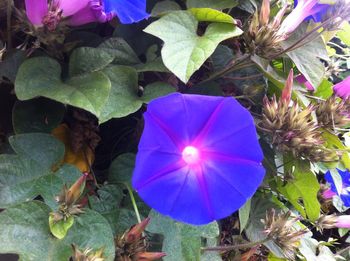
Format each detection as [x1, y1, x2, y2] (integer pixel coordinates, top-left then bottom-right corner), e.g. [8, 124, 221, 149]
[294, 0, 330, 22]
[279, 0, 331, 35]
[324, 169, 350, 207]
[132, 93, 265, 225]
[333, 76, 350, 98]
[25, 0, 148, 29]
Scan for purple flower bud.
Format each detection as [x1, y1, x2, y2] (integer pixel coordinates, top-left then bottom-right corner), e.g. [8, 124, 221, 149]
[336, 215, 350, 228]
[333, 76, 350, 98]
[132, 93, 265, 225]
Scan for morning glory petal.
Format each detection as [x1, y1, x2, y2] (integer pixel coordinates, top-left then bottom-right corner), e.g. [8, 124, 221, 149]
[132, 93, 265, 225]
[103, 0, 149, 24]
[53, 0, 89, 17]
[25, 0, 48, 26]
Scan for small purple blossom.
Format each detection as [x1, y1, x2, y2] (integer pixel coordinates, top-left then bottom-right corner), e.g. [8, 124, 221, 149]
[279, 0, 331, 36]
[132, 93, 265, 225]
[335, 215, 350, 228]
[296, 74, 315, 91]
[24, 0, 149, 29]
[324, 169, 350, 207]
[333, 76, 350, 98]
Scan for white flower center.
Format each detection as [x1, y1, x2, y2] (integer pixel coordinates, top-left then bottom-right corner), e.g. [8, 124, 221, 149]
[182, 146, 200, 165]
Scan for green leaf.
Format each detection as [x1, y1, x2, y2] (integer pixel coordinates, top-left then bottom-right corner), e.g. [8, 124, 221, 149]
[277, 162, 320, 221]
[189, 8, 236, 24]
[0, 201, 115, 260]
[239, 198, 251, 233]
[36, 164, 82, 209]
[49, 215, 74, 239]
[313, 80, 333, 99]
[9, 133, 64, 169]
[282, 25, 328, 89]
[108, 153, 136, 185]
[147, 210, 219, 261]
[12, 98, 65, 134]
[151, 0, 182, 16]
[144, 11, 243, 83]
[245, 196, 285, 258]
[69, 47, 115, 76]
[64, 208, 115, 260]
[0, 201, 71, 260]
[0, 49, 26, 82]
[323, 131, 350, 169]
[337, 22, 350, 46]
[15, 57, 111, 118]
[98, 38, 141, 65]
[187, 0, 238, 9]
[100, 66, 174, 123]
[0, 133, 82, 208]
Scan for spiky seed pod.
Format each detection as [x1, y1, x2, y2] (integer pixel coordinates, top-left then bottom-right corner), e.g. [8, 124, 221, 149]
[72, 245, 105, 261]
[316, 96, 350, 131]
[261, 96, 337, 162]
[243, 0, 287, 59]
[115, 218, 166, 261]
[51, 174, 87, 222]
[263, 209, 307, 260]
[315, 214, 338, 232]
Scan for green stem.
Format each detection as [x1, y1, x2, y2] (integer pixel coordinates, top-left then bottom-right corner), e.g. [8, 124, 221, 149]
[199, 53, 252, 84]
[202, 238, 270, 252]
[125, 183, 142, 223]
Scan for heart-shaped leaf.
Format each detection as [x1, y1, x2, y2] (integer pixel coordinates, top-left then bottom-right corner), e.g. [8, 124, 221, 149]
[144, 11, 242, 83]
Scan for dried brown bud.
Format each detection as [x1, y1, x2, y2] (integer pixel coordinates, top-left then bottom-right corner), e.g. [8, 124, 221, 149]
[115, 218, 165, 261]
[263, 209, 307, 260]
[316, 96, 350, 131]
[72, 244, 105, 261]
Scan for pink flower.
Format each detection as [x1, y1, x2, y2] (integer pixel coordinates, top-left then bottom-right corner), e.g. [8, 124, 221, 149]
[335, 215, 350, 228]
[333, 76, 350, 98]
[296, 74, 315, 91]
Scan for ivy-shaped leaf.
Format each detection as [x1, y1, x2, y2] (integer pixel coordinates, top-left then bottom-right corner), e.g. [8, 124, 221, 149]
[189, 8, 236, 24]
[15, 56, 111, 118]
[277, 162, 320, 221]
[282, 24, 328, 89]
[12, 98, 65, 134]
[187, 0, 238, 9]
[147, 210, 219, 261]
[0, 201, 115, 260]
[144, 11, 242, 83]
[0, 133, 80, 208]
[100, 66, 174, 123]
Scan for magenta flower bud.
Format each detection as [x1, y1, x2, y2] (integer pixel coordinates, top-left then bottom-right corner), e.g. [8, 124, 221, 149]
[132, 93, 265, 225]
[322, 188, 337, 199]
[336, 215, 350, 228]
[333, 76, 350, 98]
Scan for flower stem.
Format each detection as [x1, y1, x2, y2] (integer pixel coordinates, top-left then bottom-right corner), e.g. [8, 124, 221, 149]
[201, 238, 270, 252]
[6, 0, 12, 48]
[199, 53, 252, 84]
[125, 183, 142, 224]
